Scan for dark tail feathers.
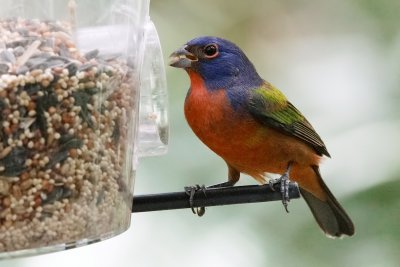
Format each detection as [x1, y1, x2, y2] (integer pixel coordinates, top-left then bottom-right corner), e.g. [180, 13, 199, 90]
[300, 166, 355, 238]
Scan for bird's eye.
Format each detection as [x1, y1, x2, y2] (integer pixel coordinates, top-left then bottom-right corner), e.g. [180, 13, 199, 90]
[203, 44, 218, 58]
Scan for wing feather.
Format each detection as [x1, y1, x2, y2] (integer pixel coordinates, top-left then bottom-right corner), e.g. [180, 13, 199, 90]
[248, 84, 330, 157]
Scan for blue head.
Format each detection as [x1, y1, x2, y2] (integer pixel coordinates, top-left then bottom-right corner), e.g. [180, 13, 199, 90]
[169, 36, 263, 91]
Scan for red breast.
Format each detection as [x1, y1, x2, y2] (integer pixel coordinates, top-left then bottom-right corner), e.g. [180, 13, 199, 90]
[184, 71, 256, 158]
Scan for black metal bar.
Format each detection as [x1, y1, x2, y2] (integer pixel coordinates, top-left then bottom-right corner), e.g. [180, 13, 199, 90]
[132, 182, 300, 213]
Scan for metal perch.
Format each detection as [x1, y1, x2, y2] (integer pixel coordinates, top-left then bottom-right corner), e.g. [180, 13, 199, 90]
[131, 182, 300, 213]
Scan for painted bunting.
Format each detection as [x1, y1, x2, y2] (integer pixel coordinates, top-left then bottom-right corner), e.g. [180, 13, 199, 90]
[169, 36, 354, 238]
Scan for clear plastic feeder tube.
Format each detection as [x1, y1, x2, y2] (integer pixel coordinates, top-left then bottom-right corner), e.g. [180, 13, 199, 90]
[0, 0, 168, 258]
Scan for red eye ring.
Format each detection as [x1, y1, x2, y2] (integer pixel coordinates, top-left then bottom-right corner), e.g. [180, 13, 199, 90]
[204, 44, 219, 58]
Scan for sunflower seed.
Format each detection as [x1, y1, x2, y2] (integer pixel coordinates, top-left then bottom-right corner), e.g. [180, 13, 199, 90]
[65, 62, 77, 76]
[78, 63, 96, 71]
[0, 147, 28, 177]
[84, 49, 99, 60]
[13, 46, 25, 57]
[45, 149, 68, 170]
[42, 186, 71, 204]
[0, 50, 16, 64]
[59, 43, 70, 58]
[0, 64, 9, 74]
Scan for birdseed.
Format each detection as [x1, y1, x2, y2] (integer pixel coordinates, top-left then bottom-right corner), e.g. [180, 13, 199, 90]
[0, 18, 137, 252]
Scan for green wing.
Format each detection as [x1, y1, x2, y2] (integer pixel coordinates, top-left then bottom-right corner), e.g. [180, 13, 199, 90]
[248, 82, 330, 157]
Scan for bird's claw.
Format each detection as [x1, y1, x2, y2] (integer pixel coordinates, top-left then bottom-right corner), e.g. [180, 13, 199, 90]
[267, 176, 290, 212]
[184, 184, 206, 216]
[268, 162, 293, 212]
[268, 178, 277, 191]
[280, 173, 290, 213]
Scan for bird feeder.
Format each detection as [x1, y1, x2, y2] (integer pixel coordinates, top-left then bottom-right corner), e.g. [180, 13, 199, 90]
[0, 0, 168, 257]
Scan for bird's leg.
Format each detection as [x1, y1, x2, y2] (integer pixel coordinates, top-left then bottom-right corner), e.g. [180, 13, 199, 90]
[278, 161, 293, 213]
[207, 180, 236, 189]
[184, 184, 206, 216]
[208, 164, 240, 189]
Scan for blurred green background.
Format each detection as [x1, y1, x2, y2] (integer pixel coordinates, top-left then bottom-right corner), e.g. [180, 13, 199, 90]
[2, 0, 400, 266]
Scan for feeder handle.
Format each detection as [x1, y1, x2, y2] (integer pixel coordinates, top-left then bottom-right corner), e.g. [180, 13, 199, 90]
[138, 19, 169, 157]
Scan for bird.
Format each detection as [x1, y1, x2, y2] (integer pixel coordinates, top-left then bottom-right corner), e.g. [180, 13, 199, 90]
[169, 36, 354, 238]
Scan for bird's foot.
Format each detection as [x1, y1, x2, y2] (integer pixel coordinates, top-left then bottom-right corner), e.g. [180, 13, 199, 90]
[267, 177, 290, 212]
[268, 178, 279, 191]
[279, 172, 291, 213]
[184, 184, 206, 216]
[268, 163, 293, 212]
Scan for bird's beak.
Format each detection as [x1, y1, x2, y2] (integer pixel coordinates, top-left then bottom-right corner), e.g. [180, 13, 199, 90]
[169, 45, 198, 68]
